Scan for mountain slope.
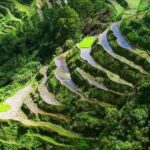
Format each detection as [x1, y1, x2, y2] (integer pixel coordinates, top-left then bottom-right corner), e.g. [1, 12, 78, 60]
[0, 0, 150, 149]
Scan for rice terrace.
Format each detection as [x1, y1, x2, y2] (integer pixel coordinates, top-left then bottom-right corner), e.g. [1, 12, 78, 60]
[0, 0, 150, 149]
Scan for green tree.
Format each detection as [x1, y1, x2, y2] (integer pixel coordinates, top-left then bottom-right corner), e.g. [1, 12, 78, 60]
[68, 0, 94, 18]
[91, 0, 107, 12]
[137, 76, 150, 103]
[56, 6, 82, 44]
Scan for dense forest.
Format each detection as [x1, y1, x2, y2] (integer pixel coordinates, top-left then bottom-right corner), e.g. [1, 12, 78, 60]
[0, 0, 150, 149]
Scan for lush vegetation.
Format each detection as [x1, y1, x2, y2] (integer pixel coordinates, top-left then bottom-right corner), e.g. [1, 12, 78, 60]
[0, 0, 150, 149]
[0, 103, 10, 112]
[121, 10, 150, 50]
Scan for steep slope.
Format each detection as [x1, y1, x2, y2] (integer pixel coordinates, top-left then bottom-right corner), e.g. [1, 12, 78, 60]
[0, 0, 150, 150]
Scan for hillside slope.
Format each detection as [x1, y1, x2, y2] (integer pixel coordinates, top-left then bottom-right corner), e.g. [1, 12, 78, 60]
[0, 0, 150, 149]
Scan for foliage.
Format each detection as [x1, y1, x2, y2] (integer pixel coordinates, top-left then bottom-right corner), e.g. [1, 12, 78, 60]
[0, 0, 150, 150]
[116, 0, 128, 8]
[91, 43, 143, 85]
[100, 102, 149, 150]
[68, 0, 94, 18]
[56, 6, 82, 44]
[137, 75, 150, 103]
[121, 10, 150, 51]
[138, 0, 150, 12]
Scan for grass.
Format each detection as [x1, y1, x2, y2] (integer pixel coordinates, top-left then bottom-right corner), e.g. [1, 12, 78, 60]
[21, 119, 81, 139]
[0, 139, 19, 146]
[0, 102, 11, 112]
[111, 0, 124, 16]
[138, 0, 150, 12]
[134, 49, 150, 63]
[14, 0, 30, 12]
[125, 0, 141, 9]
[28, 134, 69, 147]
[79, 37, 96, 48]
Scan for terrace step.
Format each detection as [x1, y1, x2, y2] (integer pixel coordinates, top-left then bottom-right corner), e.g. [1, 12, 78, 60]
[20, 119, 81, 138]
[125, 0, 141, 9]
[38, 66, 60, 106]
[111, 22, 150, 64]
[98, 28, 148, 75]
[24, 95, 67, 122]
[78, 45, 134, 88]
[28, 134, 69, 147]
[0, 86, 80, 139]
[54, 52, 79, 95]
[76, 68, 124, 96]
[66, 47, 134, 93]
[72, 67, 125, 106]
[0, 85, 32, 120]
[54, 52, 115, 108]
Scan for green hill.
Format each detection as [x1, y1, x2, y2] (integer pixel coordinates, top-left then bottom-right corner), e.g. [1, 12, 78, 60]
[0, 0, 150, 149]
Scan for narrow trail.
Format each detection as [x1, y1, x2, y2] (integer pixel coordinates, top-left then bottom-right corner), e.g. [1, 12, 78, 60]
[98, 28, 148, 75]
[28, 134, 68, 147]
[79, 45, 134, 88]
[0, 139, 19, 146]
[38, 66, 60, 106]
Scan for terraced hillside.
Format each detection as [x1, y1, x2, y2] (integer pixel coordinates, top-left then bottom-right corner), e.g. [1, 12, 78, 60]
[0, 21, 149, 149]
[0, 0, 150, 149]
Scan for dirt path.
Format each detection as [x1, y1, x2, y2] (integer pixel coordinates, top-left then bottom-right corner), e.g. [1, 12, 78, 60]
[38, 66, 60, 105]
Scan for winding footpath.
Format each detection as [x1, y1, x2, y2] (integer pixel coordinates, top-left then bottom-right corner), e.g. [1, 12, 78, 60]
[38, 66, 60, 105]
